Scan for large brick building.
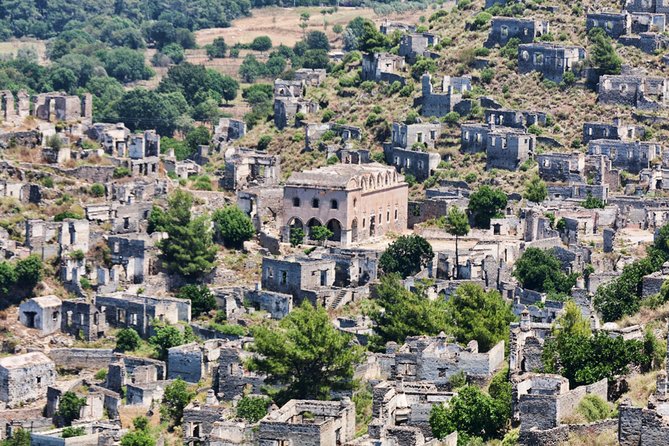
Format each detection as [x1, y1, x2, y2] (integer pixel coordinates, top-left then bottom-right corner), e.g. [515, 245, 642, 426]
[282, 163, 408, 246]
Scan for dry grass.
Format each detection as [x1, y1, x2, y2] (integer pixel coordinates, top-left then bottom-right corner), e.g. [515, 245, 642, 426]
[563, 430, 617, 446]
[0, 39, 48, 64]
[618, 371, 659, 408]
[618, 301, 669, 327]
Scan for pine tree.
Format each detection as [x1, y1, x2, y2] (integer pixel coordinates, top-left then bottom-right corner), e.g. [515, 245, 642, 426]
[442, 207, 470, 279]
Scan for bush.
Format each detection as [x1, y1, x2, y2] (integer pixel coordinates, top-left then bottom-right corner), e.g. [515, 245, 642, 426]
[177, 284, 216, 318]
[236, 396, 270, 423]
[257, 135, 272, 151]
[94, 369, 108, 381]
[113, 167, 131, 178]
[471, 12, 492, 30]
[321, 109, 335, 122]
[57, 392, 87, 426]
[480, 68, 494, 84]
[116, 328, 141, 352]
[90, 183, 105, 197]
[62, 427, 86, 438]
[576, 395, 611, 422]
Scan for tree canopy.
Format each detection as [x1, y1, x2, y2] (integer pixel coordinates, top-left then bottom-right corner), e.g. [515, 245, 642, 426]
[468, 186, 508, 229]
[524, 175, 547, 203]
[176, 284, 216, 318]
[513, 248, 577, 297]
[249, 301, 364, 404]
[379, 234, 434, 278]
[212, 205, 255, 249]
[155, 189, 218, 280]
[161, 378, 196, 427]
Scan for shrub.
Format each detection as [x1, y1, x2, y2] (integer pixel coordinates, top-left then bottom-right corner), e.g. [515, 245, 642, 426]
[113, 167, 131, 178]
[116, 328, 141, 352]
[62, 427, 86, 438]
[257, 135, 272, 151]
[471, 12, 492, 30]
[236, 396, 270, 423]
[480, 68, 494, 84]
[577, 395, 612, 422]
[321, 109, 335, 122]
[90, 183, 105, 197]
[94, 369, 108, 381]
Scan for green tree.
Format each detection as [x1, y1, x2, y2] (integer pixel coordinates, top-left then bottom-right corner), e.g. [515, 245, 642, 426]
[430, 386, 507, 443]
[250, 301, 364, 404]
[90, 183, 105, 197]
[411, 57, 437, 80]
[206, 37, 228, 58]
[358, 21, 390, 53]
[236, 396, 270, 423]
[149, 322, 196, 361]
[1, 429, 30, 446]
[290, 227, 305, 247]
[379, 234, 434, 278]
[156, 189, 218, 280]
[62, 427, 86, 439]
[513, 248, 577, 296]
[102, 47, 153, 83]
[212, 206, 255, 249]
[186, 126, 211, 155]
[306, 31, 330, 51]
[468, 186, 508, 229]
[120, 427, 155, 446]
[162, 43, 185, 64]
[250, 36, 272, 53]
[524, 175, 547, 203]
[161, 378, 195, 427]
[0, 262, 16, 300]
[445, 283, 516, 352]
[370, 274, 449, 349]
[309, 225, 333, 244]
[14, 255, 42, 289]
[442, 207, 470, 279]
[588, 27, 622, 75]
[239, 54, 267, 82]
[116, 328, 141, 352]
[582, 193, 605, 209]
[177, 284, 216, 318]
[57, 391, 87, 426]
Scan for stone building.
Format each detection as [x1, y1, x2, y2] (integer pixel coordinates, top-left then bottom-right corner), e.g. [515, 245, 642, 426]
[385, 147, 441, 182]
[282, 163, 408, 246]
[61, 299, 108, 341]
[586, 12, 631, 38]
[390, 122, 441, 150]
[485, 17, 550, 47]
[516, 374, 609, 444]
[631, 12, 666, 33]
[261, 256, 335, 301]
[273, 79, 318, 130]
[361, 53, 406, 85]
[380, 19, 415, 35]
[214, 340, 265, 400]
[106, 234, 151, 284]
[128, 130, 160, 159]
[484, 108, 547, 129]
[33, 92, 93, 123]
[0, 352, 56, 408]
[213, 118, 246, 147]
[625, 0, 669, 15]
[18, 295, 62, 335]
[420, 73, 472, 117]
[167, 341, 222, 383]
[25, 219, 90, 260]
[517, 43, 586, 82]
[583, 118, 640, 143]
[598, 73, 668, 109]
[95, 293, 191, 338]
[619, 31, 669, 53]
[89, 123, 130, 156]
[223, 147, 281, 191]
[537, 152, 585, 182]
[398, 33, 440, 63]
[294, 68, 327, 86]
[485, 128, 535, 170]
[587, 139, 661, 173]
[386, 334, 506, 385]
[258, 399, 356, 446]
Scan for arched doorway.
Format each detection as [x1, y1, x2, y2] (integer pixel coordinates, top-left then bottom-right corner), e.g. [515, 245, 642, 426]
[307, 218, 322, 240]
[288, 218, 304, 244]
[351, 218, 358, 243]
[326, 219, 342, 242]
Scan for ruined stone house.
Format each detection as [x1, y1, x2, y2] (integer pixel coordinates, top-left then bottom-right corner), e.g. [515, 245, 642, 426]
[223, 147, 281, 191]
[25, 219, 90, 260]
[258, 399, 356, 446]
[485, 17, 550, 47]
[485, 127, 535, 171]
[214, 340, 265, 401]
[33, 92, 93, 123]
[598, 73, 668, 109]
[420, 73, 472, 117]
[484, 108, 547, 129]
[380, 19, 416, 35]
[61, 299, 108, 341]
[0, 352, 56, 408]
[361, 53, 406, 85]
[294, 68, 327, 86]
[213, 118, 246, 148]
[517, 43, 586, 82]
[282, 163, 408, 246]
[398, 33, 440, 63]
[586, 12, 631, 38]
[587, 139, 661, 173]
[582, 118, 640, 144]
[18, 295, 62, 335]
[537, 152, 585, 182]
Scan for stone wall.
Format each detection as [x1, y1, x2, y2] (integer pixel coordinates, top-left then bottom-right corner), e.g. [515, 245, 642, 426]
[48, 348, 114, 371]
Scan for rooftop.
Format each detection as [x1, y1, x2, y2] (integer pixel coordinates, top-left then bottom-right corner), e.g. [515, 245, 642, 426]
[0, 351, 53, 370]
[285, 163, 402, 190]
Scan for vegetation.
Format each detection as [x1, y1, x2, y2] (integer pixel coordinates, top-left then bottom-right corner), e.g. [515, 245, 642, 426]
[379, 234, 434, 278]
[61, 427, 86, 439]
[177, 284, 216, 318]
[161, 378, 196, 427]
[441, 206, 470, 279]
[468, 186, 508, 229]
[154, 189, 218, 280]
[524, 175, 547, 203]
[212, 205, 255, 249]
[149, 321, 196, 361]
[236, 396, 271, 423]
[250, 301, 364, 404]
[514, 247, 578, 297]
[116, 328, 142, 352]
[57, 391, 87, 426]
[0, 255, 43, 308]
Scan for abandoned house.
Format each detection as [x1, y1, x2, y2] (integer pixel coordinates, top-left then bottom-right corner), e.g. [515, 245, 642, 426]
[598, 73, 668, 109]
[361, 53, 406, 85]
[261, 256, 335, 302]
[223, 147, 281, 191]
[631, 12, 666, 33]
[294, 68, 327, 86]
[625, 0, 669, 15]
[25, 219, 90, 260]
[214, 340, 265, 400]
[398, 33, 440, 63]
[420, 73, 472, 117]
[18, 295, 62, 335]
[389, 122, 441, 150]
[587, 139, 661, 173]
[273, 97, 319, 130]
[257, 399, 356, 446]
[281, 163, 408, 246]
[33, 92, 93, 123]
[61, 299, 108, 341]
[485, 17, 550, 47]
[460, 124, 534, 170]
[107, 234, 152, 284]
[582, 118, 640, 143]
[0, 352, 56, 408]
[384, 146, 442, 183]
[89, 123, 130, 157]
[484, 108, 547, 129]
[386, 334, 506, 385]
[517, 43, 586, 82]
[586, 12, 631, 38]
[537, 152, 585, 182]
[380, 19, 416, 35]
[213, 118, 246, 147]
